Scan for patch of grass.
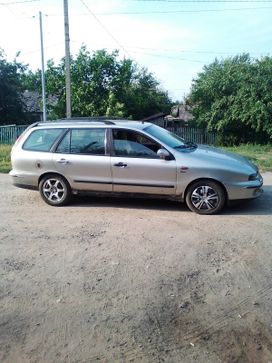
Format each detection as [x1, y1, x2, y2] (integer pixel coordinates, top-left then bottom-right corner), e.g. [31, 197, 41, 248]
[223, 144, 272, 172]
[0, 144, 12, 173]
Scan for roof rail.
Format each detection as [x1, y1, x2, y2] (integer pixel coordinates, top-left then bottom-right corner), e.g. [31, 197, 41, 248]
[34, 117, 117, 126]
[24, 121, 40, 131]
[57, 117, 116, 125]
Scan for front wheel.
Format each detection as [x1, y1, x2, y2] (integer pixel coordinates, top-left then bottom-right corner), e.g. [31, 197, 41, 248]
[39, 174, 72, 206]
[185, 180, 226, 215]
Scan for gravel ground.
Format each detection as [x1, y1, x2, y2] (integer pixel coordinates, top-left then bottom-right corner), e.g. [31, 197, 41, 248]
[0, 172, 272, 363]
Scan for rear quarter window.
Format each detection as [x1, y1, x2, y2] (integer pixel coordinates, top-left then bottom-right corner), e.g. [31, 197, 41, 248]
[23, 129, 64, 152]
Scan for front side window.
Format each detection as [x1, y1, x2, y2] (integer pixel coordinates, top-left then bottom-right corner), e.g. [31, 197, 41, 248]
[113, 129, 160, 158]
[56, 128, 105, 155]
[23, 129, 64, 152]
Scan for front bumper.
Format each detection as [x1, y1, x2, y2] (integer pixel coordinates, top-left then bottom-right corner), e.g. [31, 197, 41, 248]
[224, 174, 263, 200]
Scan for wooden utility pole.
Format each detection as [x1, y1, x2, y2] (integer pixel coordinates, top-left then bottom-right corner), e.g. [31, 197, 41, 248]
[63, 0, 71, 118]
[39, 11, 47, 121]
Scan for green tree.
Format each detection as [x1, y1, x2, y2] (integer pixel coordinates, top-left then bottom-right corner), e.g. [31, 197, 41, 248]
[24, 46, 173, 120]
[0, 50, 26, 125]
[188, 54, 272, 145]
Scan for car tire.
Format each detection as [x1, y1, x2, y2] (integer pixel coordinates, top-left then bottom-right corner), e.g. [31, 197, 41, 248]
[185, 180, 226, 215]
[39, 174, 72, 206]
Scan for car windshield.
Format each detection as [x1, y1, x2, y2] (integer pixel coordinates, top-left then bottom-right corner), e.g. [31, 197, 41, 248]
[144, 124, 197, 149]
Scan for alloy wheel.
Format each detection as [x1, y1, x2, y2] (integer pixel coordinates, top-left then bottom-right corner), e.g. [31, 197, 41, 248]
[191, 185, 219, 211]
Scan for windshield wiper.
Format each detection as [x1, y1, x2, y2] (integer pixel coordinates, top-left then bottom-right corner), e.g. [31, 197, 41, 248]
[173, 144, 186, 149]
[184, 141, 197, 148]
[174, 142, 197, 149]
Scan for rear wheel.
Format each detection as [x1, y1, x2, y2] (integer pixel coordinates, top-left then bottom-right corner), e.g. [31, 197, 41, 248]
[39, 174, 71, 206]
[185, 180, 226, 215]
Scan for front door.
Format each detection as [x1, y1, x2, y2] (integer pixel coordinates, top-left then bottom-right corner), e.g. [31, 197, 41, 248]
[110, 129, 177, 195]
[53, 128, 112, 192]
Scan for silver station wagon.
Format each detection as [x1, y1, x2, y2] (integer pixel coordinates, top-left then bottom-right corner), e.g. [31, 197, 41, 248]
[10, 118, 263, 214]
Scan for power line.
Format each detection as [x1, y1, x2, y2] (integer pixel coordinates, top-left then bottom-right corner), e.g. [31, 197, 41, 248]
[129, 49, 206, 63]
[74, 40, 268, 56]
[125, 45, 256, 55]
[44, 6, 272, 17]
[131, 0, 272, 2]
[91, 6, 272, 13]
[129, 48, 270, 62]
[79, 0, 130, 57]
[7, 7, 271, 22]
[20, 42, 66, 55]
[0, 0, 40, 5]
[19, 40, 269, 58]
[168, 88, 189, 90]
[129, 47, 270, 62]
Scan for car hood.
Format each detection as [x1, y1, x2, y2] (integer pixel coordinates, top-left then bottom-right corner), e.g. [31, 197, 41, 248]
[175, 144, 258, 172]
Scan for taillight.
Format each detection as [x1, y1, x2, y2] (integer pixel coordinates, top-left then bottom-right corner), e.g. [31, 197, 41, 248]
[14, 134, 23, 146]
[13, 129, 28, 148]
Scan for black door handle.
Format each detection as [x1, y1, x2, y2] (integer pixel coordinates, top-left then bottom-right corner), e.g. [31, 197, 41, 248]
[114, 162, 127, 168]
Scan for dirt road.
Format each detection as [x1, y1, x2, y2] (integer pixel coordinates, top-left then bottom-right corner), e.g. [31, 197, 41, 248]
[1, 172, 272, 363]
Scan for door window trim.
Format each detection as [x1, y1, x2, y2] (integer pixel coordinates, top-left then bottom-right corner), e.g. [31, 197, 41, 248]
[53, 127, 109, 156]
[109, 128, 175, 160]
[22, 128, 67, 153]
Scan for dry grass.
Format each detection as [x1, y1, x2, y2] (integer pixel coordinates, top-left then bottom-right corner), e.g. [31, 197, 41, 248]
[0, 144, 12, 173]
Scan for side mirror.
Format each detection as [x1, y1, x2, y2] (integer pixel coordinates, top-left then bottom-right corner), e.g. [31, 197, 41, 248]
[157, 148, 170, 160]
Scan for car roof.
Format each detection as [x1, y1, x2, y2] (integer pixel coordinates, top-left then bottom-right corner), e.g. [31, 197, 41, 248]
[30, 118, 152, 131]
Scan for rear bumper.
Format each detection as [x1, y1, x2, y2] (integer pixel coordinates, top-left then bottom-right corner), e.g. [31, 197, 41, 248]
[13, 183, 38, 191]
[9, 170, 38, 190]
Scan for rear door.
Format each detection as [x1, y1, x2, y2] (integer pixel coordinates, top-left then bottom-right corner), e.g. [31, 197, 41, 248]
[110, 129, 177, 195]
[53, 128, 112, 191]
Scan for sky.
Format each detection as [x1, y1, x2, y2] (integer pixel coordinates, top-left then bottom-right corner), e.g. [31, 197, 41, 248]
[0, 0, 271, 101]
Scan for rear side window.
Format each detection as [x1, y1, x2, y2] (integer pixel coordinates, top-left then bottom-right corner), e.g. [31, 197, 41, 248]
[23, 129, 64, 152]
[56, 128, 106, 155]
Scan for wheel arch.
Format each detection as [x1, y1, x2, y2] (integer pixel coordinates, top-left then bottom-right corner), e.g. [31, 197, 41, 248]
[184, 177, 228, 201]
[38, 172, 71, 187]
[38, 172, 72, 206]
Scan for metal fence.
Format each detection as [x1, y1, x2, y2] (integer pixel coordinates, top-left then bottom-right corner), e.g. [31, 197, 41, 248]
[167, 127, 217, 145]
[0, 125, 28, 144]
[0, 124, 217, 145]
